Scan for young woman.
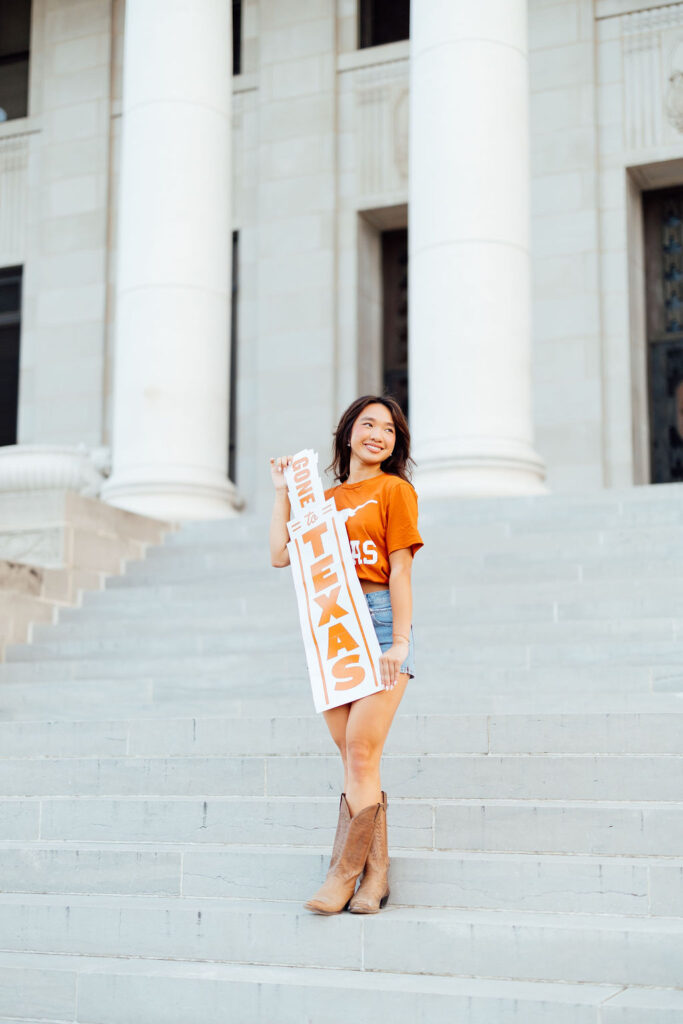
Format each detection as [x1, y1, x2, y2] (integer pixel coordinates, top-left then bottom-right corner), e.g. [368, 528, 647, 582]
[269, 395, 423, 915]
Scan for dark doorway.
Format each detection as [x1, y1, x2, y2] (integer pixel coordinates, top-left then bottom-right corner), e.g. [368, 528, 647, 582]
[0, 0, 31, 122]
[644, 187, 683, 482]
[359, 0, 409, 49]
[228, 231, 239, 483]
[0, 266, 21, 447]
[233, 0, 242, 75]
[381, 228, 408, 416]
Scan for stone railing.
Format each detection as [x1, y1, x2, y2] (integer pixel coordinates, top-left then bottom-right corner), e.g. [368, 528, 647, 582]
[0, 488, 174, 660]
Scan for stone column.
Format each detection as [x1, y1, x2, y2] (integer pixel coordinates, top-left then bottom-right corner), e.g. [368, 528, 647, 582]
[408, 0, 546, 496]
[102, 0, 238, 520]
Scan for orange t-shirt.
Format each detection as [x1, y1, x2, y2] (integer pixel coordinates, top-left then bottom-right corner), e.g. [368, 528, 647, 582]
[324, 472, 423, 585]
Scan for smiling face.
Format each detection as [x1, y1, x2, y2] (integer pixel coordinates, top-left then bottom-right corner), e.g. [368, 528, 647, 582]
[348, 402, 396, 470]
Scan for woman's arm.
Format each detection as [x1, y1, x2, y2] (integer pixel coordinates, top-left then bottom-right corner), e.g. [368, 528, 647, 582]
[388, 548, 413, 639]
[269, 456, 292, 567]
[379, 547, 413, 689]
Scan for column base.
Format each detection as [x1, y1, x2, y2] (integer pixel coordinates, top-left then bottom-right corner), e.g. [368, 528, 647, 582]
[101, 473, 243, 521]
[414, 439, 548, 499]
[0, 444, 107, 497]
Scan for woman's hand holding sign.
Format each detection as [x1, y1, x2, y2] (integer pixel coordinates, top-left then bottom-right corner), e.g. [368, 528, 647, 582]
[379, 638, 410, 691]
[270, 454, 293, 491]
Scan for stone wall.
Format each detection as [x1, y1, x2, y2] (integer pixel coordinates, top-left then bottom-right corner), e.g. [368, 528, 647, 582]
[3, 0, 683, 505]
[528, 0, 604, 492]
[18, 0, 113, 449]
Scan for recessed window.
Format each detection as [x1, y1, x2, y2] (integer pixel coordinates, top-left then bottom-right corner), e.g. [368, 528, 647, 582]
[233, 0, 242, 75]
[0, 266, 22, 447]
[359, 0, 409, 50]
[382, 229, 408, 417]
[0, 0, 31, 122]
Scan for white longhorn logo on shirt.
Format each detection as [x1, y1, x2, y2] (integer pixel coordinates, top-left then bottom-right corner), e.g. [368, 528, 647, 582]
[339, 499, 378, 522]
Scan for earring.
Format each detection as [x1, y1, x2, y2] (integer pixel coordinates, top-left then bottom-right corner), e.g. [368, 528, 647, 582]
[347, 442, 351, 447]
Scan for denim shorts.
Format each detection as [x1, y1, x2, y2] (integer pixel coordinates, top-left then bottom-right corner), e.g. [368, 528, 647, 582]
[364, 588, 415, 680]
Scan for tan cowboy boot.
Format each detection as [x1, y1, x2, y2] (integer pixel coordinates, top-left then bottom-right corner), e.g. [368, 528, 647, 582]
[304, 799, 380, 915]
[310, 792, 350, 896]
[349, 791, 389, 914]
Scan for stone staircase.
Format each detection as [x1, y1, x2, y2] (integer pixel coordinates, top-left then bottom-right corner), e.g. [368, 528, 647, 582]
[0, 485, 682, 1022]
[0, 490, 171, 658]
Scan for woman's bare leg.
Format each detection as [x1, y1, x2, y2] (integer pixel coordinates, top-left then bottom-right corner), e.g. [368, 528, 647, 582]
[323, 704, 351, 792]
[344, 673, 409, 815]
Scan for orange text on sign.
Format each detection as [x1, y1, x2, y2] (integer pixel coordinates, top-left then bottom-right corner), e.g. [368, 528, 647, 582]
[292, 455, 316, 507]
[301, 520, 364, 690]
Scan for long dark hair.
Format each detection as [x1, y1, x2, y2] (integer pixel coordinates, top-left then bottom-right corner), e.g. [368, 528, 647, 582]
[327, 395, 415, 485]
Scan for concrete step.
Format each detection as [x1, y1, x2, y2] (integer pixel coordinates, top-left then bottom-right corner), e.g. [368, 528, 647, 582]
[1, 710, 681, 757]
[0, 649, 308, 676]
[1, 656, 680, 703]
[103, 552, 683, 589]
[53, 592, 682, 646]
[153, 495, 683, 548]
[148, 522, 508, 560]
[31, 615, 683, 648]
[165, 484, 683, 535]
[69, 575, 683, 614]
[0, 841, 679, 916]
[434, 798, 683, 856]
[167, 505, 683, 542]
[0, 893, 682, 986]
[121, 527, 683, 582]
[5, 631, 305, 660]
[260, 753, 683, 801]
[13, 626, 683, 662]
[50, 591, 683, 639]
[162, 505, 683, 554]
[0, 663, 677, 706]
[4, 794, 681, 854]
[445, 523, 683, 559]
[110, 543, 683, 580]
[1, 683, 679, 722]
[170, 846, 683, 917]
[144, 518, 683, 553]
[417, 484, 683, 524]
[0, 751, 679, 800]
[0, 679, 158, 715]
[0, 949, 642, 1024]
[69, 573, 683, 613]
[48, 597, 683, 631]
[0, 681, 318, 720]
[7, 632, 683, 669]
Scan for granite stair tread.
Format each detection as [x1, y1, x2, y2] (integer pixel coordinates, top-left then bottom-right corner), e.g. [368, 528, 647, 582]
[0, 893, 682, 987]
[0, 949, 653, 1024]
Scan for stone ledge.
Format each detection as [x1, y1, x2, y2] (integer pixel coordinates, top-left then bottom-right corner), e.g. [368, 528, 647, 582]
[0, 491, 174, 659]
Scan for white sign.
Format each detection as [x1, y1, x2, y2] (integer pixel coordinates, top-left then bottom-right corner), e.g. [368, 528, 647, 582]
[284, 449, 383, 713]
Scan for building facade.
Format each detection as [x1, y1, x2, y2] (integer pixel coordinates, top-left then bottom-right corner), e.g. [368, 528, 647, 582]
[1, 0, 683, 518]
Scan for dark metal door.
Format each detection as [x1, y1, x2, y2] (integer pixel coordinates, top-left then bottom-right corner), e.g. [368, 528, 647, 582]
[643, 187, 683, 482]
[0, 266, 21, 447]
[381, 228, 408, 416]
